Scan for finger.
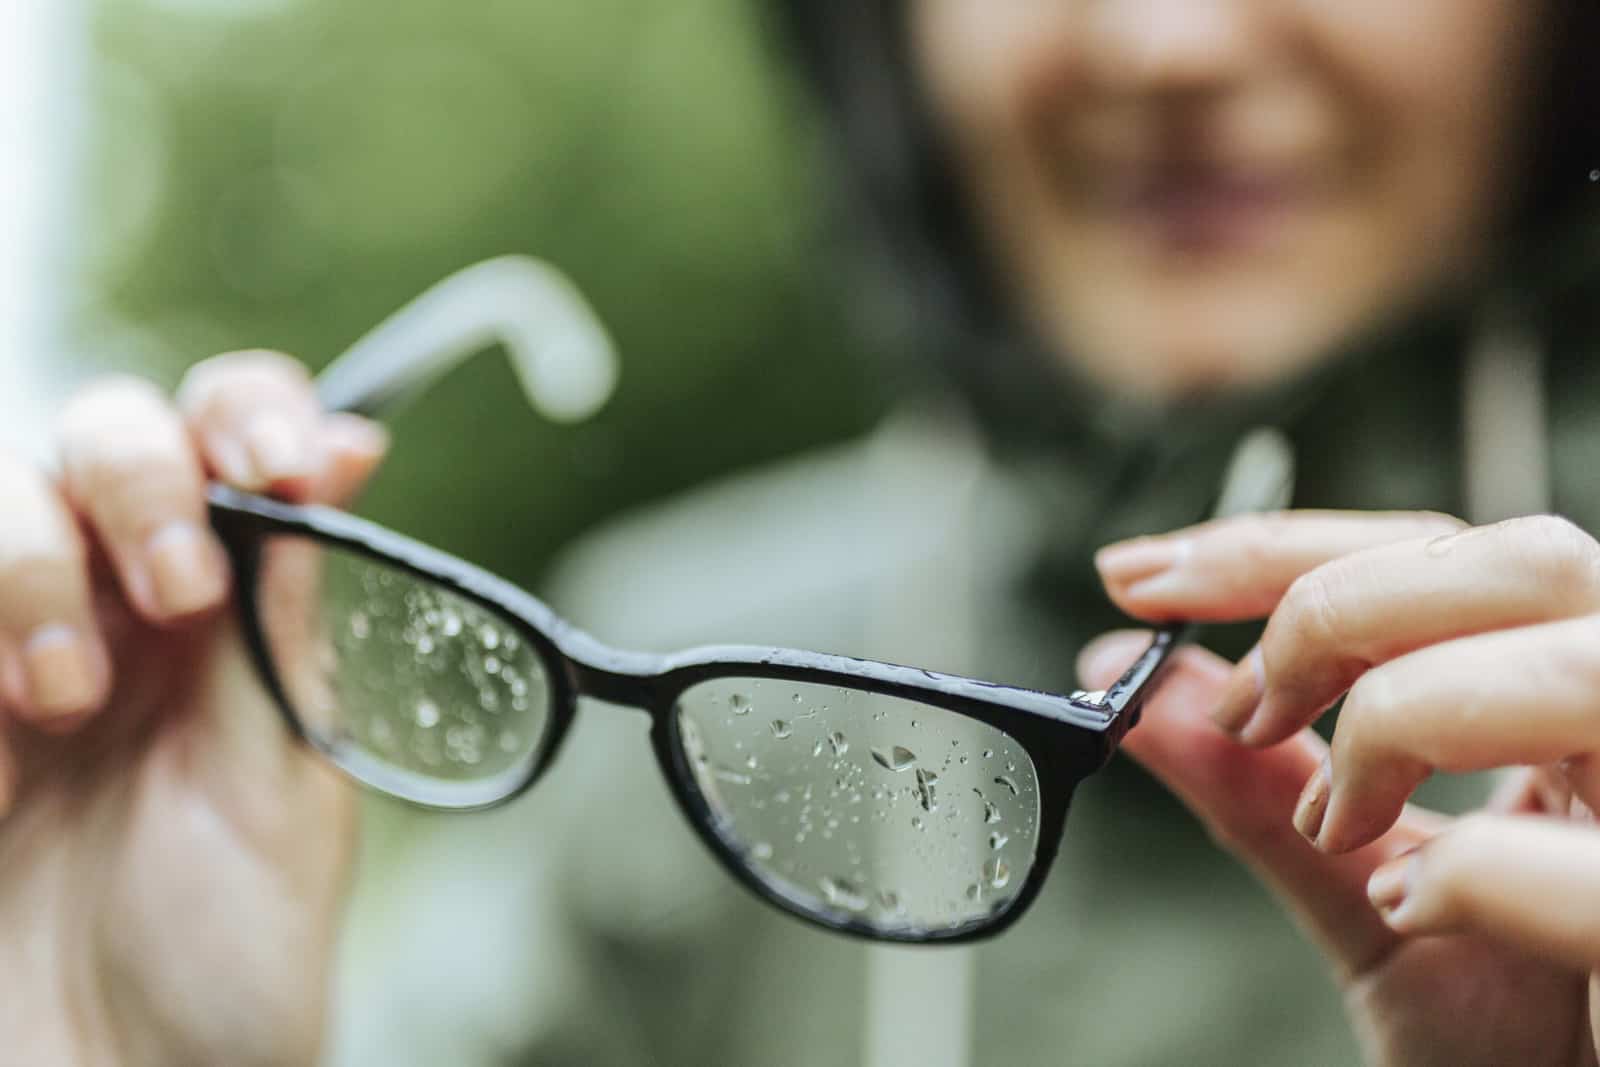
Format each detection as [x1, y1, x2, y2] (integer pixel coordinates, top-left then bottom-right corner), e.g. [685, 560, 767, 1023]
[1212, 515, 1600, 746]
[1094, 510, 1465, 622]
[0, 452, 114, 726]
[1304, 616, 1600, 852]
[1080, 631, 1436, 979]
[309, 413, 389, 508]
[58, 377, 232, 624]
[177, 350, 322, 499]
[1367, 814, 1600, 972]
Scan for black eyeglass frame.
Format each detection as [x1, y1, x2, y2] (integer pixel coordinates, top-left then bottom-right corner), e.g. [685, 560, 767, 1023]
[208, 482, 1184, 944]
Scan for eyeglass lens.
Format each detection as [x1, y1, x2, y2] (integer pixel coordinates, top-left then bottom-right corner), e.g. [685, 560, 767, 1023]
[675, 678, 1041, 936]
[256, 536, 555, 807]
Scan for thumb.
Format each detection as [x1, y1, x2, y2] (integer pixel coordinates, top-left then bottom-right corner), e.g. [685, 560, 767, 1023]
[1080, 630, 1434, 980]
[308, 413, 389, 508]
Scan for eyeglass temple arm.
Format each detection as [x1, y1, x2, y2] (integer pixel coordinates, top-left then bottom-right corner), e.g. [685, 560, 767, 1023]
[1070, 427, 1296, 729]
[313, 255, 618, 423]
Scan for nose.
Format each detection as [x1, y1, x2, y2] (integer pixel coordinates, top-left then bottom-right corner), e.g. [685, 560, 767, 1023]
[1080, 0, 1260, 97]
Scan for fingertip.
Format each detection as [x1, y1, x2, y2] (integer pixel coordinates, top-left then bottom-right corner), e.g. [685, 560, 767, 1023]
[14, 623, 113, 728]
[246, 413, 319, 492]
[325, 412, 390, 458]
[313, 414, 389, 507]
[1314, 761, 1430, 856]
[202, 429, 263, 491]
[138, 520, 233, 623]
[1093, 537, 1188, 587]
[1075, 630, 1151, 689]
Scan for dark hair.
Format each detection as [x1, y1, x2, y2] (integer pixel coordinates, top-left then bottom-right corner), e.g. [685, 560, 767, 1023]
[767, 0, 1600, 424]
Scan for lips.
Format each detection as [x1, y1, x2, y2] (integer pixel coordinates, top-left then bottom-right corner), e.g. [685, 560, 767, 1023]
[1110, 161, 1310, 254]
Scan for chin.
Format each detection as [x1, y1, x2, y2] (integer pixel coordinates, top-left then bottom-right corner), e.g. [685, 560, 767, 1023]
[1055, 281, 1361, 402]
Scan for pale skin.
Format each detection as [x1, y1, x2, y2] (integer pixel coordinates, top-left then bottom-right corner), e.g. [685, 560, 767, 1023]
[1082, 512, 1600, 1066]
[0, 352, 387, 1066]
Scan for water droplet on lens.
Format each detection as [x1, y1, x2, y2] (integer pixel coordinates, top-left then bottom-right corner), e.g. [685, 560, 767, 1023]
[820, 875, 869, 912]
[349, 611, 370, 640]
[745, 754, 760, 770]
[484, 656, 501, 675]
[984, 801, 1001, 824]
[965, 883, 981, 902]
[828, 731, 848, 756]
[1006, 759, 1016, 773]
[984, 858, 1011, 889]
[791, 692, 802, 704]
[441, 612, 462, 637]
[914, 767, 940, 812]
[752, 841, 774, 861]
[872, 746, 918, 772]
[730, 693, 751, 715]
[982, 748, 994, 759]
[878, 890, 902, 914]
[911, 816, 925, 831]
[498, 730, 520, 752]
[812, 739, 826, 757]
[989, 832, 1009, 850]
[770, 719, 792, 739]
[479, 626, 501, 650]
[415, 700, 440, 728]
[713, 766, 753, 785]
[994, 775, 1019, 796]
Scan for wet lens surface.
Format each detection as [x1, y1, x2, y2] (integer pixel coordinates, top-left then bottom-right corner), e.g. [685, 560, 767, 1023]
[675, 678, 1040, 936]
[257, 537, 553, 807]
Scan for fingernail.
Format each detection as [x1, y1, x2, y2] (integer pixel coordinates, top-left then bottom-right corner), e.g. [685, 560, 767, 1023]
[1076, 633, 1135, 687]
[1236, 689, 1286, 747]
[1367, 853, 1420, 928]
[1292, 756, 1332, 842]
[246, 413, 310, 484]
[22, 624, 107, 718]
[1094, 538, 1189, 586]
[1210, 645, 1265, 735]
[1123, 569, 1193, 602]
[326, 414, 390, 458]
[210, 432, 260, 489]
[146, 521, 230, 617]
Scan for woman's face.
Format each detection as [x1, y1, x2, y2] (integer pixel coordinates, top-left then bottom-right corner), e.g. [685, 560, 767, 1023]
[912, 0, 1546, 399]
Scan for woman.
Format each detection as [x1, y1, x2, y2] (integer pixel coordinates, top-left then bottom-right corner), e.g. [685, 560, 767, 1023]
[1, 2, 1596, 1064]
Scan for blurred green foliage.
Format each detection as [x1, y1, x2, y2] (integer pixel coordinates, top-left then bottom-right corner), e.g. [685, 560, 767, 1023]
[85, 0, 886, 584]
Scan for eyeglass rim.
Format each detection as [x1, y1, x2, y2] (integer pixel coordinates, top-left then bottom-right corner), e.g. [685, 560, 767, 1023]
[209, 483, 1118, 941]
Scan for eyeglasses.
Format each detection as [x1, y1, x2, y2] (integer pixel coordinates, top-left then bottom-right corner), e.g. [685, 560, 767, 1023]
[207, 258, 1294, 943]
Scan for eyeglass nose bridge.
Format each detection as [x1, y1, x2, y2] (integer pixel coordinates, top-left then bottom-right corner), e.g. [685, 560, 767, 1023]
[546, 625, 674, 713]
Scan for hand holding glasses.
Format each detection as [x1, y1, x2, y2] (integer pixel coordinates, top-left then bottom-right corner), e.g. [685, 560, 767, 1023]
[210, 258, 1294, 943]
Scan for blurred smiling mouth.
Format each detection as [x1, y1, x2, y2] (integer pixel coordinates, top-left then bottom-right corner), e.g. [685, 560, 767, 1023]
[1107, 158, 1313, 255]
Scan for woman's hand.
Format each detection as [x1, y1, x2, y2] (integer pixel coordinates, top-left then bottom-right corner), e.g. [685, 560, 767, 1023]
[1081, 510, 1600, 1067]
[0, 353, 387, 1066]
